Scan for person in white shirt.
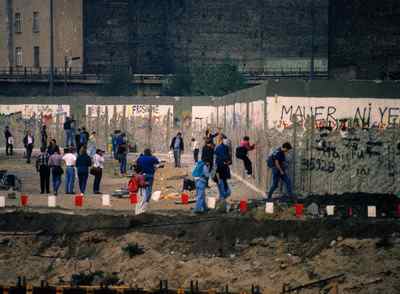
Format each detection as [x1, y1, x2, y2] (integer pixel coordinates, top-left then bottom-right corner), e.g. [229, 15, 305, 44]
[92, 149, 105, 194]
[23, 130, 34, 163]
[62, 147, 77, 194]
[191, 138, 200, 163]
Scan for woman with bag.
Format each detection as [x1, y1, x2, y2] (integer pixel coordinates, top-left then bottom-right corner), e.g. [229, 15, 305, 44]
[91, 149, 105, 194]
[48, 147, 63, 195]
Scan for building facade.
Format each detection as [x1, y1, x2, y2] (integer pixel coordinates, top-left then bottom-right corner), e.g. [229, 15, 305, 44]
[0, 0, 83, 70]
[0, 0, 399, 80]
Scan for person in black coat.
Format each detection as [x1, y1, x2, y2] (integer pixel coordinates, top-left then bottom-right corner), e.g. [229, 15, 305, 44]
[23, 130, 35, 163]
[170, 132, 184, 168]
[76, 146, 92, 194]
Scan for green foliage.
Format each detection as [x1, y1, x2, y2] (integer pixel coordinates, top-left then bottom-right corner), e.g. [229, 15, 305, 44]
[162, 66, 192, 96]
[161, 60, 247, 96]
[99, 67, 135, 96]
[191, 62, 247, 96]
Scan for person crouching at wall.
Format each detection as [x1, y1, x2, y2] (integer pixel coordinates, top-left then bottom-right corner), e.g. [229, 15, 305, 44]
[235, 136, 255, 177]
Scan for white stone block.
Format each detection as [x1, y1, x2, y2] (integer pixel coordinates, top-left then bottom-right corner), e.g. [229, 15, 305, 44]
[368, 206, 376, 218]
[326, 205, 335, 216]
[265, 202, 274, 214]
[207, 197, 216, 209]
[48, 196, 56, 208]
[0, 196, 5, 208]
[102, 194, 111, 206]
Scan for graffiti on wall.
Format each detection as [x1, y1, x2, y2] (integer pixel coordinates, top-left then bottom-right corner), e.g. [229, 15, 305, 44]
[267, 96, 400, 130]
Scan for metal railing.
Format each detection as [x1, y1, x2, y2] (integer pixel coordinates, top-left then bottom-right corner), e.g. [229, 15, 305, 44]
[0, 66, 328, 83]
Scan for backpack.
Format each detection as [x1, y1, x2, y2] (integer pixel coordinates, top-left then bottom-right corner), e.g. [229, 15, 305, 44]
[192, 160, 206, 178]
[235, 146, 247, 159]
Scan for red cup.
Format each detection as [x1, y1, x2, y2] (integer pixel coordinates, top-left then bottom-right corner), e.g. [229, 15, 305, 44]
[21, 195, 28, 206]
[295, 204, 304, 217]
[348, 207, 353, 217]
[181, 193, 189, 205]
[239, 199, 248, 213]
[130, 193, 138, 204]
[75, 194, 83, 207]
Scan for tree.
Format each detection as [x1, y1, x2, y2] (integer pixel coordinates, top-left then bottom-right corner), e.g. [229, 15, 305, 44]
[161, 66, 192, 96]
[191, 60, 247, 96]
[161, 59, 247, 96]
[98, 67, 135, 96]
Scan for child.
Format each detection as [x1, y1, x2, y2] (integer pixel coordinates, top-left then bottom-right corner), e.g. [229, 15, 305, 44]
[128, 169, 148, 214]
[192, 160, 210, 213]
[236, 136, 255, 177]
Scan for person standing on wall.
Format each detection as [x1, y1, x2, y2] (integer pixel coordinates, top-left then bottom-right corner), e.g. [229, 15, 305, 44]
[4, 126, 13, 156]
[191, 137, 200, 163]
[76, 145, 92, 194]
[35, 146, 50, 194]
[266, 142, 294, 202]
[136, 148, 160, 203]
[40, 125, 48, 150]
[23, 130, 34, 163]
[63, 147, 76, 194]
[48, 147, 63, 196]
[236, 136, 256, 177]
[170, 132, 184, 168]
[92, 149, 105, 194]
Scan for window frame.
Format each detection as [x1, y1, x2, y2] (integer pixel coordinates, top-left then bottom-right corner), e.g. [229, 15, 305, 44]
[33, 11, 40, 33]
[15, 12, 22, 33]
[15, 47, 23, 67]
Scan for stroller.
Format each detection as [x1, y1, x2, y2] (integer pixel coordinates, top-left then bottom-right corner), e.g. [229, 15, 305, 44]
[0, 170, 22, 191]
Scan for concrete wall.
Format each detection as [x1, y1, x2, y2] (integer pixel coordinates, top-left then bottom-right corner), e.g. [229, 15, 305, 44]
[1, 0, 83, 69]
[0, 1, 8, 67]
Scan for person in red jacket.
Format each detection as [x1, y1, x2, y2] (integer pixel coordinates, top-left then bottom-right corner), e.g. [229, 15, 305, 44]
[236, 136, 255, 177]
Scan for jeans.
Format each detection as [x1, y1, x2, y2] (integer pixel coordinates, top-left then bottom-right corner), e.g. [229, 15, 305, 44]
[78, 172, 89, 194]
[65, 166, 75, 193]
[144, 174, 154, 202]
[267, 167, 293, 199]
[194, 178, 207, 212]
[193, 149, 199, 163]
[217, 178, 231, 199]
[93, 168, 102, 193]
[173, 149, 181, 167]
[65, 129, 74, 147]
[39, 166, 50, 193]
[119, 154, 127, 174]
[52, 172, 62, 194]
[242, 155, 253, 175]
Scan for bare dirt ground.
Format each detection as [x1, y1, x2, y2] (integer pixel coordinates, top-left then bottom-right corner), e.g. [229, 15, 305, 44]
[1, 152, 400, 293]
[0, 152, 261, 212]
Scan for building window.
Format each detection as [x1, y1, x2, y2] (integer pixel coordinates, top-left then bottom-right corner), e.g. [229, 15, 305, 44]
[33, 12, 40, 33]
[15, 13, 22, 33]
[15, 47, 23, 66]
[33, 47, 40, 68]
